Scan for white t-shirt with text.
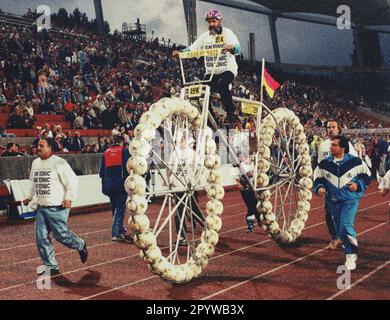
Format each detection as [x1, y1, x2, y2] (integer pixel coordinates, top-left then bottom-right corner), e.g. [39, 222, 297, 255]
[189, 27, 240, 77]
[26, 155, 78, 207]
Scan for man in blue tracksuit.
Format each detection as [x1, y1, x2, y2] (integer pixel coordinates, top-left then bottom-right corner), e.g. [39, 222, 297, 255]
[99, 136, 132, 242]
[313, 135, 371, 270]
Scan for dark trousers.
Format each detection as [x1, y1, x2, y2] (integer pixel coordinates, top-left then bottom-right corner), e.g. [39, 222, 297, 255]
[109, 193, 127, 237]
[240, 189, 259, 220]
[208, 71, 235, 123]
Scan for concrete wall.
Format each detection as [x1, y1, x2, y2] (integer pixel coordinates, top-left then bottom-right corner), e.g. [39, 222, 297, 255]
[0, 153, 102, 185]
[0, 137, 102, 148]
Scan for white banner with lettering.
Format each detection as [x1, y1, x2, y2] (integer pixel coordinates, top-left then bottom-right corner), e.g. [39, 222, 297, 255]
[4, 165, 240, 219]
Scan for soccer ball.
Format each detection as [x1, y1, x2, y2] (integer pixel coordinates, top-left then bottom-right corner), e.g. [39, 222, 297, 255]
[126, 195, 148, 215]
[297, 210, 309, 222]
[297, 132, 307, 144]
[139, 111, 162, 129]
[181, 264, 195, 282]
[150, 102, 170, 119]
[299, 189, 312, 201]
[268, 221, 280, 234]
[257, 190, 271, 201]
[258, 145, 271, 159]
[298, 200, 310, 212]
[256, 200, 272, 214]
[259, 134, 273, 147]
[297, 142, 310, 154]
[152, 257, 170, 275]
[206, 185, 225, 200]
[184, 103, 199, 120]
[256, 173, 269, 187]
[205, 200, 223, 216]
[126, 156, 148, 175]
[134, 123, 156, 141]
[194, 251, 209, 269]
[207, 171, 222, 184]
[264, 212, 276, 223]
[201, 229, 219, 246]
[189, 261, 202, 277]
[124, 174, 146, 196]
[257, 159, 270, 172]
[205, 215, 222, 232]
[128, 214, 150, 233]
[129, 138, 151, 158]
[277, 230, 294, 244]
[299, 165, 313, 177]
[137, 231, 157, 248]
[299, 177, 313, 189]
[197, 242, 215, 258]
[144, 246, 162, 264]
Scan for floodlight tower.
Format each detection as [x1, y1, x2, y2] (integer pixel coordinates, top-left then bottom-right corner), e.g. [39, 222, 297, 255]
[94, 0, 105, 34]
[183, 0, 197, 45]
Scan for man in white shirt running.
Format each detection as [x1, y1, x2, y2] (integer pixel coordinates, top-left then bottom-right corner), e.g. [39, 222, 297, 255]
[23, 138, 88, 276]
[173, 8, 241, 128]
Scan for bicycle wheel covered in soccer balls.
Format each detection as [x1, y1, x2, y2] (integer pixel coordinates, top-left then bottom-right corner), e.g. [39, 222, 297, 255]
[125, 97, 225, 283]
[256, 107, 312, 244]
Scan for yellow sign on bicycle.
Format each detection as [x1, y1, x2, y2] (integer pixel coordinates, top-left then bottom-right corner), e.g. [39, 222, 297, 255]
[188, 85, 202, 98]
[241, 102, 259, 115]
[179, 49, 222, 59]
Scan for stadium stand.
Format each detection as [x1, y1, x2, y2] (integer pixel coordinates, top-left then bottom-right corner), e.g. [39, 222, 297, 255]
[0, 9, 389, 162]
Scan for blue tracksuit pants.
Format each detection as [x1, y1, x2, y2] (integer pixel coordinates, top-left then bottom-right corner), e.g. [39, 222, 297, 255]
[326, 199, 359, 254]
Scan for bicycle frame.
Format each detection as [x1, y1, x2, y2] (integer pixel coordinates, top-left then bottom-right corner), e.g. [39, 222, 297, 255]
[178, 50, 279, 193]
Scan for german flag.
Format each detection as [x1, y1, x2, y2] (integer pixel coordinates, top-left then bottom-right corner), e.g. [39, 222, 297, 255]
[263, 68, 280, 98]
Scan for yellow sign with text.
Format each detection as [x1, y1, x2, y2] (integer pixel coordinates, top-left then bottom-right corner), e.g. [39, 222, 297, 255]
[188, 85, 201, 98]
[179, 49, 222, 59]
[241, 102, 259, 115]
[215, 36, 225, 44]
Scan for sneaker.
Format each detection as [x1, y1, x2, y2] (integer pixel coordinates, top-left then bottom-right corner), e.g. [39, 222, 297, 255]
[246, 215, 255, 233]
[112, 234, 133, 243]
[78, 242, 88, 264]
[327, 239, 342, 250]
[247, 223, 255, 233]
[176, 238, 187, 246]
[345, 254, 357, 271]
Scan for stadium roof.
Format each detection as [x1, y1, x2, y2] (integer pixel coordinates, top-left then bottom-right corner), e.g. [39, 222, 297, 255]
[201, 0, 390, 30]
[249, 0, 390, 26]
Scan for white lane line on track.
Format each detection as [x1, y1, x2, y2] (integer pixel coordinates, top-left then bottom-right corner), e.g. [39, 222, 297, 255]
[0, 195, 386, 297]
[80, 200, 388, 300]
[0, 192, 345, 268]
[0, 203, 252, 268]
[0, 188, 380, 254]
[201, 221, 388, 300]
[326, 260, 390, 300]
[0, 223, 248, 294]
[80, 221, 327, 300]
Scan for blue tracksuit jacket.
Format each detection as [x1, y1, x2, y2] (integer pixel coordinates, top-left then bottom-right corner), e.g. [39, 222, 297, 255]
[313, 153, 371, 254]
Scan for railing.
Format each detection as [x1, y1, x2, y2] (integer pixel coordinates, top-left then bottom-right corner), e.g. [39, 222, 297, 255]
[0, 11, 35, 22]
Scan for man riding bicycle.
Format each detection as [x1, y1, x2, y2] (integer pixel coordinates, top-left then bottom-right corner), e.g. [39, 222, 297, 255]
[173, 8, 241, 128]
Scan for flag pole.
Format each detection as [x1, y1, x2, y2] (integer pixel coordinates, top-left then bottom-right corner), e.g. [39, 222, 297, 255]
[254, 58, 265, 191]
[260, 58, 265, 106]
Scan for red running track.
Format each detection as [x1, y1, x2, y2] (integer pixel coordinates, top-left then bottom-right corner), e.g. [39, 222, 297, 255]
[0, 182, 388, 300]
